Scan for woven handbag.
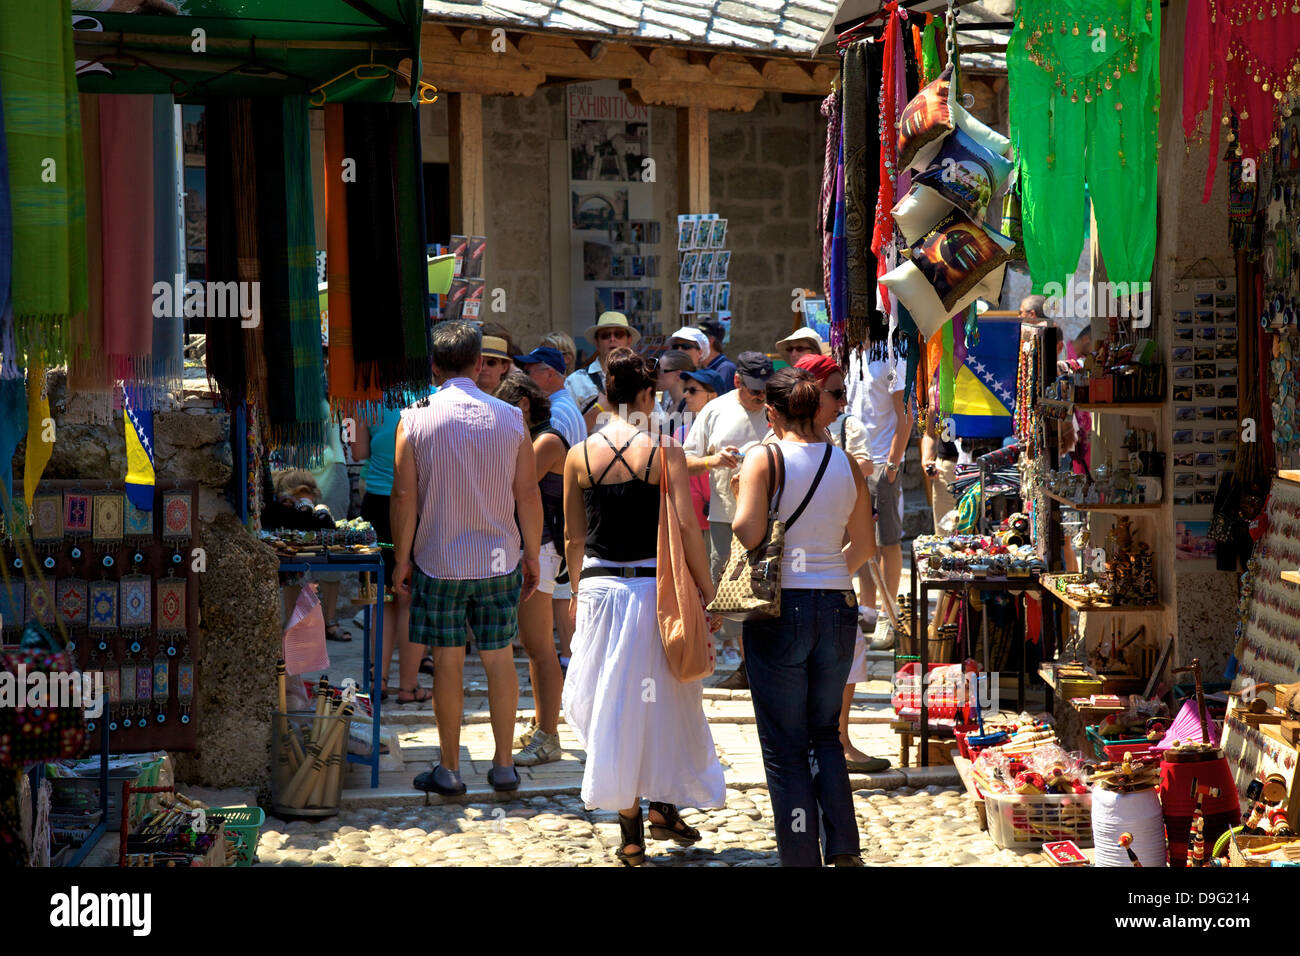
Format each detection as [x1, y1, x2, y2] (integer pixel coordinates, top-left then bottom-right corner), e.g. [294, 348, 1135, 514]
[708, 443, 832, 622]
[0, 620, 87, 767]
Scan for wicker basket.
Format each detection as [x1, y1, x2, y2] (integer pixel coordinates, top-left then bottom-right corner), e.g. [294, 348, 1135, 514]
[986, 791, 1093, 850]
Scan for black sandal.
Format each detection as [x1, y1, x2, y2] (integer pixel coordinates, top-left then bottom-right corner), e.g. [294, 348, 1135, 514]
[615, 810, 645, 867]
[648, 802, 701, 844]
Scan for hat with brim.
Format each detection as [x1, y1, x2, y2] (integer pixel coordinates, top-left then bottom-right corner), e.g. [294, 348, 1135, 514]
[668, 326, 708, 353]
[482, 336, 511, 360]
[584, 310, 641, 346]
[776, 327, 829, 360]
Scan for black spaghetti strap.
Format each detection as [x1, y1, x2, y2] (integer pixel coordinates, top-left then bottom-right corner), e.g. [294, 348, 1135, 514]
[593, 432, 641, 486]
[583, 435, 594, 482]
[644, 442, 657, 481]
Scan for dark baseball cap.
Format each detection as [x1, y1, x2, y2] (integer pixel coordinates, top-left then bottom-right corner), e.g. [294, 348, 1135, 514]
[681, 368, 726, 395]
[736, 351, 774, 391]
[514, 346, 566, 376]
[696, 319, 725, 342]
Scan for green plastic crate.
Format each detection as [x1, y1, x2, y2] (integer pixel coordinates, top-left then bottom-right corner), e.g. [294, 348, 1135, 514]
[209, 806, 265, 866]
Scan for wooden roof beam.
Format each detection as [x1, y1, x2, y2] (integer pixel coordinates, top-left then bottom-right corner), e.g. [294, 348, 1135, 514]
[620, 78, 763, 112]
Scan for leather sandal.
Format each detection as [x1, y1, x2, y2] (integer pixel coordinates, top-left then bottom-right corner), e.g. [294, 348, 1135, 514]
[647, 802, 701, 844]
[616, 809, 645, 866]
[396, 687, 432, 704]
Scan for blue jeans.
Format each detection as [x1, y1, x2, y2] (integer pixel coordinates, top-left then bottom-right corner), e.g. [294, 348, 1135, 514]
[743, 588, 859, 866]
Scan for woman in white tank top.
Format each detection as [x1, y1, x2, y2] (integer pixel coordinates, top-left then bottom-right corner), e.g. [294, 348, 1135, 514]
[731, 366, 877, 867]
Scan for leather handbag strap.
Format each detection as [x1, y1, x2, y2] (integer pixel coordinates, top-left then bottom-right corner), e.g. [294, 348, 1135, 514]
[765, 443, 787, 516]
[783, 444, 833, 533]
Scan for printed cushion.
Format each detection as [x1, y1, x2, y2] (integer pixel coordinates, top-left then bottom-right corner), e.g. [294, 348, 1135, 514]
[912, 127, 1014, 223]
[897, 66, 954, 170]
[891, 184, 955, 246]
[880, 210, 1014, 338]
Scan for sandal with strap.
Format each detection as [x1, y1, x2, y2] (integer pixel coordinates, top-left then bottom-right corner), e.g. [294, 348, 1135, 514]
[648, 802, 701, 844]
[396, 686, 433, 704]
[615, 810, 645, 867]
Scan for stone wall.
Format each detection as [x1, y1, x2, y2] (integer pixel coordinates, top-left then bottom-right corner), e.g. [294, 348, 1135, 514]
[14, 375, 281, 794]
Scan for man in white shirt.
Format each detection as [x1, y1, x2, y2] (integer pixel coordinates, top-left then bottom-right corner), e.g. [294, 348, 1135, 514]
[846, 339, 912, 624]
[515, 346, 587, 447]
[683, 351, 773, 684]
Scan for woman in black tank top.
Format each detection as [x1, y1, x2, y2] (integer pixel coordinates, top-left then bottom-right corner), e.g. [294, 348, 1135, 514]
[561, 348, 725, 866]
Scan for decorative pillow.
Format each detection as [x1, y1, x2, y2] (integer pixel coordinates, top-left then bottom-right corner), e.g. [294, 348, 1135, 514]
[899, 66, 1012, 173]
[897, 66, 953, 170]
[891, 184, 955, 246]
[913, 127, 1014, 223]
[880, 211, 1014, 338]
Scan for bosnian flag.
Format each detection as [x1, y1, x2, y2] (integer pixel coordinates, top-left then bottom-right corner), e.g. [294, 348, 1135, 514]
[123, 383, 154, 511]
[950, 318, 1020, 440]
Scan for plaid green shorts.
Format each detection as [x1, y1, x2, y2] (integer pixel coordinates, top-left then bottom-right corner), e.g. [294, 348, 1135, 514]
[409, 567, 522, 651]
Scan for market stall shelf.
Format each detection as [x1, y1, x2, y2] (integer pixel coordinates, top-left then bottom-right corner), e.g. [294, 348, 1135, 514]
[1040, 575, 1166, 614]
[1044, 491, 1162, 512]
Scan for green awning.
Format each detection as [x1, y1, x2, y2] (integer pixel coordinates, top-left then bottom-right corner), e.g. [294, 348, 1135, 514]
[73, 0, 423, 102]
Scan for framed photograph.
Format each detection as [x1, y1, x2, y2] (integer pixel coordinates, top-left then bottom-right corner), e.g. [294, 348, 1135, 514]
[1174, 406, 1195, 422]
[1215, 342, 1236, 360]
[677, 217, 696, 251]
[1215, 294, 1235, 309]
[1174, 310, 1193, 324]
[1216, 309, 1236, 324]
[716, 281, 732, 312]
[710, 218, 728, 249]
[630, 256, 646, 278]
[1176, 520, 1215, 559]
[1173, 429, 1194, 445]
[1193, 293, 1214, 307]
[1194, 452, 1216, 467]
[1197, 471, 1217, 489]
[1219, 363, 1237, 379]
[1194, 382, 1216, 399]
[1195, 365, 1216, 380]
[610, 256, 625, 278]
[1217, 405, 1237, 420]
[1173, 385, 1193, 402]
[611, 290, 627, 311]
[1217, 427, 1237, 444]
[1174, 472, 1195, 488]
[1175, 327, 1195, 341]
[1196, 326, 1216, 341]
[1194, 490, 1216, 505]
[680, 282, 698, 314]
[1172, 347, 1193, 362]
[1173, 452, 1194, 467]
[1220, 325, 1238, 342]
[1194, 310, 1214, 325]
[1218, 383, 1238, 400]
[1173, 492, 1194, 507]
[1193, 346, 1215, 362]
[1196, 430, 1215, 445]
[1173, 365, 1194, 380]
[679, 252, 698, 283]
[693, 215, 716, 250]
[699, 281, 716, 314]
[1198, 405, 1217, 421]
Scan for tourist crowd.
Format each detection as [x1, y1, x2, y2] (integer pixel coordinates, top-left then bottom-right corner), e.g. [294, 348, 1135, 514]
[361, 313, 912, 867]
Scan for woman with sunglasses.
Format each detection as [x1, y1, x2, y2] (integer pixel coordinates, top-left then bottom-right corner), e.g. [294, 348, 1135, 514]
[795, 354, 892, 775]
[677, 368, 724, 556]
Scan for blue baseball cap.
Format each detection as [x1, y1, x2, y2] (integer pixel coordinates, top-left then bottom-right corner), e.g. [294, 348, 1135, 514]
[514, 346, 566, 376]
[681, 368, 726, 395]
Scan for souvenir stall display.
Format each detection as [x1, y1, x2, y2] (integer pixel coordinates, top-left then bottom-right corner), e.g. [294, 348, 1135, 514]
[676, 213, 729, 329]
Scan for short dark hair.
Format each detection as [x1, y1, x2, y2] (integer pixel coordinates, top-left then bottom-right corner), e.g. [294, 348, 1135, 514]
[765, 367, 821, 429]
[431, 320, 481, 375]
[495, 368, 551, 428]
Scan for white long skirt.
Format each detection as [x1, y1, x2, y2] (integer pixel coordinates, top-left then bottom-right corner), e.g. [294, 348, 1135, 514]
[562, 573, 726, 812]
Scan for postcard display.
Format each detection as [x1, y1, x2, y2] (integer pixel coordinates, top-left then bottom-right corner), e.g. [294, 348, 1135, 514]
[441, 235, 487, 322]
[676, 213, 731, 326]
[1168, 279, 1240, 537]
[0, 481, 201, 753]
[566, 81, 660, 340]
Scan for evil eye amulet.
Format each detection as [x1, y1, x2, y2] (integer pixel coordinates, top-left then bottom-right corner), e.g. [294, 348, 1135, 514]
[172, 553, 182, 565]
[156, 713, 165, 724]
[166, 645, 176, 657]
[71, 547, 81, 559]
[12, 558, 20, 569]
[102, 555, 114, 568]
[43, 556, 55, 569]
[180, 714, 190, 724]
[122, 717, 132, 728]
[108, 721, 118, 731]
[97, 640, 107, 651]
[134, 552, 144, 564]
[130, 641, 141, 654]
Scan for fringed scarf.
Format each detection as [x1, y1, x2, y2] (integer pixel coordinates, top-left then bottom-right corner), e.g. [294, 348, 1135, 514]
[0, 4, 87, 367]
[819, 90, 840, 335]
[841, 40, 885, 351]
[203, 99, 247, 411]
[339, 103, 430, 404]
[252, 96, 325, 464]
[67, 94, 108, 394]
[324, 103, 382, 422]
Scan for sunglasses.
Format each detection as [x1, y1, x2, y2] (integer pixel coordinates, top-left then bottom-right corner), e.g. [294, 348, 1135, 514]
[825, 387, 846, 401]
[672, 341, 701, 351]
[683, 385, 708, 395]
[597, 329, 630, 341]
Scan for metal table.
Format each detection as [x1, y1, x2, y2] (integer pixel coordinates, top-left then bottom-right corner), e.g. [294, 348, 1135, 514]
[907, 561, 1050, 766]
[278, 553, 384, 788]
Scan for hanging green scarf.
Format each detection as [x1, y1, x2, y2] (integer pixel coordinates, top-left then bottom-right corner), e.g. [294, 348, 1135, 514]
[1008, 0, 1160, 293]
[921, 19, 942, 85]
[939, 318, 955, 418]
[392, 105, 430, 402]
[0, 5, 87, 365]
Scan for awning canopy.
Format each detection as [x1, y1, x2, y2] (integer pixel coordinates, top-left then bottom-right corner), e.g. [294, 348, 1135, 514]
[815, 0, 1009, 71]
[73, 0, 423, 102]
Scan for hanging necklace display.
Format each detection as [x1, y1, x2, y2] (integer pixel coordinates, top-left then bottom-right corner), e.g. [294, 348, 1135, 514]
[92, 485, 124, 554]
[25, 576, 55, 629]
[161, 485, 192, 549]
[63, 486, 92, 545]
[153, 649, 169, 724]
[123, 495, 154, 548]
[177, 643, 194, 725]
[30, 491, 62, 554]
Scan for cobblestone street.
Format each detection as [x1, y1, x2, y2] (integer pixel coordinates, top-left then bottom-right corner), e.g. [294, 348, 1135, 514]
[254, 591, 1050, 867]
